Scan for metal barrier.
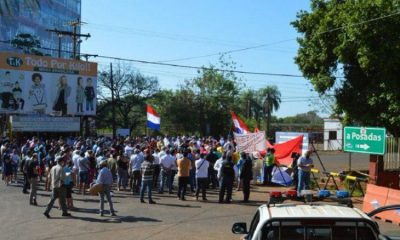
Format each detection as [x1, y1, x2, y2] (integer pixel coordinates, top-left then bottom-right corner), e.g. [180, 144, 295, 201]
[384, 137, 400, 170]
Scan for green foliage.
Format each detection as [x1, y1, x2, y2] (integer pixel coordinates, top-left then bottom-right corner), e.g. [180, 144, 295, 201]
[11, 33, 44, 55]
[259, 86, 281, 138]
[280, 111, 323, 124]
[292, 0, 400, 136]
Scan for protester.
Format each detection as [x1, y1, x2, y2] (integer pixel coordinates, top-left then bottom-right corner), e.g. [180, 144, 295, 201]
[140, 150, 156, 204]
[159, 148, 174, 194]
[195, 153, 209, 201]
[78, 151, 89, 195]
[218, 152, 238, 203]
[264, 148, 276, 185]
[297, 150, 313, 195]
[129, 149, 143, 194]
[176, 149, 191, 201]
[117, 155, 129, 191]
[64, 158, 74, 209]
[239, 153, 253, 203]
[43, 156, 71, 218]
[27, 153, 39, 205]
[96, 160, 116, 216]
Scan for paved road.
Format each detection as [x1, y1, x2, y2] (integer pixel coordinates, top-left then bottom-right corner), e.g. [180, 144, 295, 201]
[0, 171, 398, 240]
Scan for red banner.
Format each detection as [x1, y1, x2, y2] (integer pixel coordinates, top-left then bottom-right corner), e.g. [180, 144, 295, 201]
[265, 135, 303, 166]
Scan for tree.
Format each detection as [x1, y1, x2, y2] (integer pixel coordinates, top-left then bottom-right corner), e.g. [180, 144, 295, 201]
[259, 86, 281, 138]
[292, 0, 400, 136]
[97, 63, 159, 134]
[11, 33, 44, 55]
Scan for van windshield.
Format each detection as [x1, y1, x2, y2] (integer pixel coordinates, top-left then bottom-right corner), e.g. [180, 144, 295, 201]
[262, 221, 377, 240]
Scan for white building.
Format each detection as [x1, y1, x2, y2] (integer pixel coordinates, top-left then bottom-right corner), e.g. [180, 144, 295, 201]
[323, 119, 343, 151]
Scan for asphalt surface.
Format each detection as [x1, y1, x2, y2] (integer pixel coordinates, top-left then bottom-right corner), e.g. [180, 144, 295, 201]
[0, 152, 398, 240]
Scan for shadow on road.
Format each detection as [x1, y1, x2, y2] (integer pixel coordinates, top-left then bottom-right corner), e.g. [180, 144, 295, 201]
[68, 215, 162, 224]
[156, 202, 201, 208]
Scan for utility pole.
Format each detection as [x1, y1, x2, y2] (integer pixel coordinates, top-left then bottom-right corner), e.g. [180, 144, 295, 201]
[46, 24, 90, 59]
[110, 63, 116, 139]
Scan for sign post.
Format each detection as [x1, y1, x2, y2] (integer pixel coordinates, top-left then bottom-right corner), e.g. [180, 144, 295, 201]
[343, 127, 386, 155]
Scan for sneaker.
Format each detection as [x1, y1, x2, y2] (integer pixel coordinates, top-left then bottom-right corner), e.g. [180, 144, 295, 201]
[140, 199, 146, 203]
[99, 212, 104, 217]
[149, 200, 156, 204]
[62, 212, 72, 217]
[43, 212, 50, 218]
[111, 212, 117, 216]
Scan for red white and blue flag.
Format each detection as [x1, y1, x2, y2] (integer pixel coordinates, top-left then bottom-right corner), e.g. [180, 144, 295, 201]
[230, 111, 250, 134]
[147, 104, 160, 131]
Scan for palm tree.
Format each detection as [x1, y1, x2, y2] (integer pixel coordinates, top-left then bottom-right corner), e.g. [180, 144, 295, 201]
[259, 86, 281, 138]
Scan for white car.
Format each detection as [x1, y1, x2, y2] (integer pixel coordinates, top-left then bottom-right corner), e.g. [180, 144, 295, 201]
[232, 203, 400, 240]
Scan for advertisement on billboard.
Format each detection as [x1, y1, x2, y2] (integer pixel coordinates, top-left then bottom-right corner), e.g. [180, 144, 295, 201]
[0, 52, 97, 116]
[10, 115, 80, 132]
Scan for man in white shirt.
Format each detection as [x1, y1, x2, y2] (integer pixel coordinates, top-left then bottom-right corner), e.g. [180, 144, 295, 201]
[124, 142, 134, 157]
[71, 150, 80, 186]
[159, 149, 175, 194]
[129, 149, 143, 194]
[195, 153, 209, 201]
[152, 148, 161, 188]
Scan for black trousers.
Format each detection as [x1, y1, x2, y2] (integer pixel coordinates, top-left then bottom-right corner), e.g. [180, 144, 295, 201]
[23, 173, 30, 192]
[242, 178, 251, 201]
[196, 178, 208, 199]
[153, 164, 160, 188]
[131, 170, 142, 194]
[219, 177, 234, 202]
[178, 176, 189, 200]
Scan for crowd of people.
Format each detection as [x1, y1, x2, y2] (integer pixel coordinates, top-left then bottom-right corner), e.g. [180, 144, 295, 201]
[0, 135, 313, 218]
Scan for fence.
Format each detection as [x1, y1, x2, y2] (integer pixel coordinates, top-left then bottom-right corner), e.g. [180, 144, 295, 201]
[384, 137, 400, 170]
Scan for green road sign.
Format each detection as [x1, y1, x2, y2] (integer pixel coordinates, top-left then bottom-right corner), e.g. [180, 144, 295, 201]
[343, 127, 386, 155]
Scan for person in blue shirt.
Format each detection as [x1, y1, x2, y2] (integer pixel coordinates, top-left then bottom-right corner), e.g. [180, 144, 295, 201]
[63, 158, 74, 209]
[96, 160, 116, 217]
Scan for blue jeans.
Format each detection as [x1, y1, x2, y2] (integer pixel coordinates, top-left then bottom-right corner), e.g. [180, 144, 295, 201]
[140, 180, 153, 201]
[297, 170, 310, 195]
[159, 170, 172, 193]
[99, 184, 115, 214]
[117, 169, 128, 188]
[189, 169, 196, 192]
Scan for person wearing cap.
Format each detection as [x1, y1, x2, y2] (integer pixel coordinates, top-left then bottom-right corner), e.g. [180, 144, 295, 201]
[297, 150, 314, 196]
[96, 160, 116, 216]
[43, 155, 71, 218]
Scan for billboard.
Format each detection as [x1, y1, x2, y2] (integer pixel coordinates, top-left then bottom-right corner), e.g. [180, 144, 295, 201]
[0, 52, 96, 116]
[11, 116, 80, 132]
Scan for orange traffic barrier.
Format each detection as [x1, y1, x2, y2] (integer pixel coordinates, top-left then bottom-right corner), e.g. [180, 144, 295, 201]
[362, 184, 389, 220]
[382, 188, 400, 225]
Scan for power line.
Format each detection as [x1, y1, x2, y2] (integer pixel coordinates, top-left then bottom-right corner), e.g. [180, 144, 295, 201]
[156, 10, 400, 63]
[0, 40, 305, 77]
